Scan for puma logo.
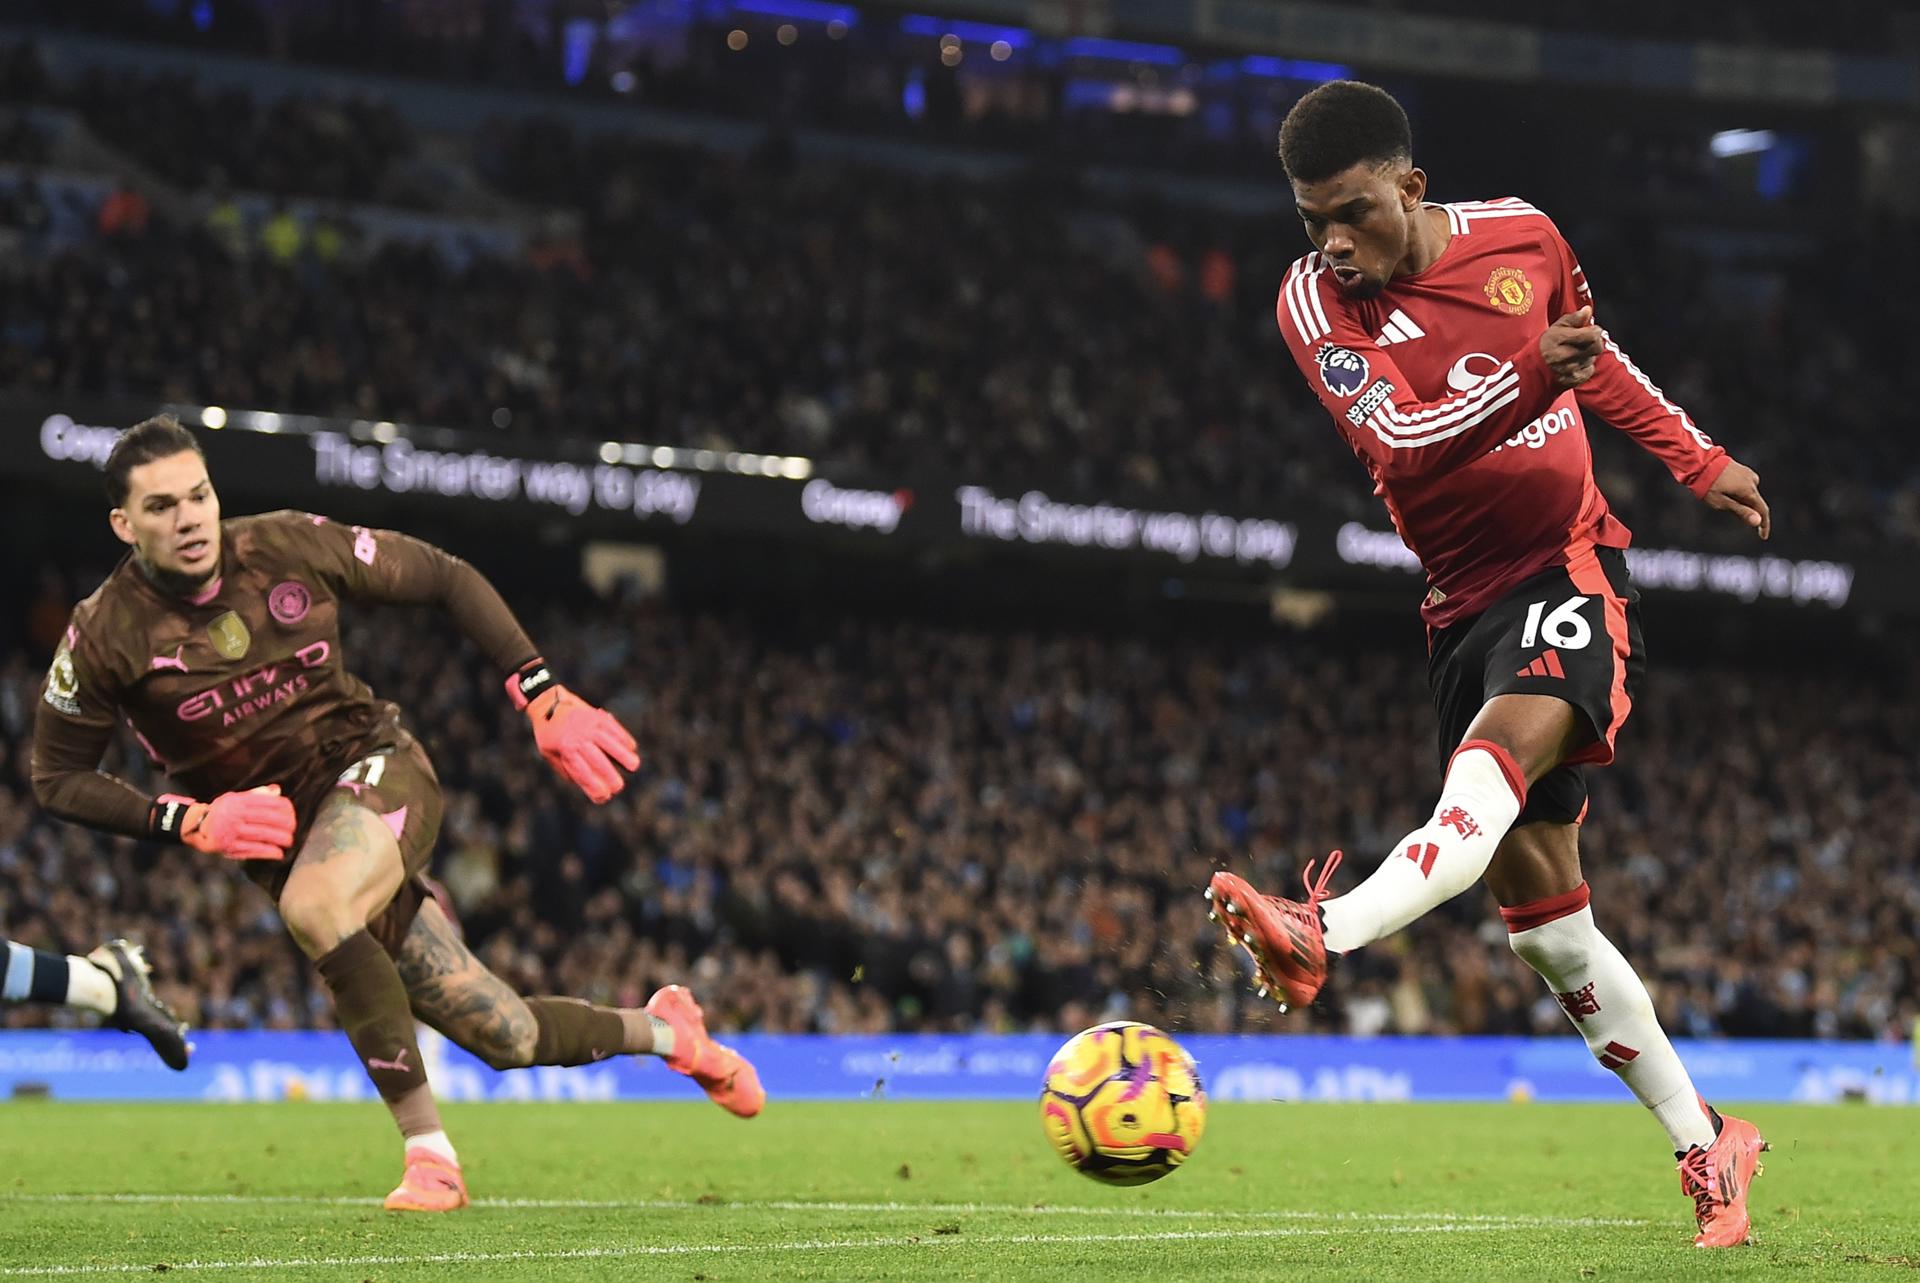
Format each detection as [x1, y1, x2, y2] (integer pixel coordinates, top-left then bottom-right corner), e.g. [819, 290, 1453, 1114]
[367, 1048, 412, 1074]
[150, 646, 188, 673]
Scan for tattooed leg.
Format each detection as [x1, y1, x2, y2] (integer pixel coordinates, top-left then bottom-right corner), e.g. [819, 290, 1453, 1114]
[396, 898, 660, 1069]
[395, 897, 537, 1069]
[279, 795, 406, 958]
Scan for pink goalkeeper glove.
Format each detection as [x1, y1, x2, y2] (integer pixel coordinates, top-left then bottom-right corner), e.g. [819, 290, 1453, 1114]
[150, 785, 296, 861]
[506, 659, 641, 804]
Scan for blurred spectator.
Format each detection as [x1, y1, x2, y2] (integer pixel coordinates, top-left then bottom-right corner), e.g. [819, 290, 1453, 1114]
[200, 174, 248, 258]
[95, 179, 147, 238]
[258, 201, 303, 262]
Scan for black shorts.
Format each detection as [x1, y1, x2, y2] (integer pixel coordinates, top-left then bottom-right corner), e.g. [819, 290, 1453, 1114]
[1427, 546, 1644, 826]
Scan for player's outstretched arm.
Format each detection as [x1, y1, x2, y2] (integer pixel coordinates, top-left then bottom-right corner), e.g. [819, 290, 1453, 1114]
[505, 659, 641, 804]
[288, 514, 643, 803]
[1547, 227, 1747, 520]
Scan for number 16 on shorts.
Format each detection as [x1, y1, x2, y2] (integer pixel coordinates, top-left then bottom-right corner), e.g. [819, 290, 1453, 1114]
[1520, 595, 1592, 650]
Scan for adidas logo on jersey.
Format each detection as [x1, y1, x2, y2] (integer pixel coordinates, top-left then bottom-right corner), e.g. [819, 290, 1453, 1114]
[1374, 309, 1425, 346]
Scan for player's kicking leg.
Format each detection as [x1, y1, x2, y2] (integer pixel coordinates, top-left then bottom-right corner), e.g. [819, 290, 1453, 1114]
[394, 895, 765, 1117]
[1489, 822, 1767, 1247]
[1208, 692, 1561, 1009]
[0, 935, 190, 1069]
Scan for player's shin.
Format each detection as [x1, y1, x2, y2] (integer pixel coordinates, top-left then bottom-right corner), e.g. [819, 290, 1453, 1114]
[1504, 885, 1716, 1152]
[315, 929, 440, 1133]
[0, 939, 113, 1013]
[1319, 740, 1527, 953]
[525, 996, 673, 1065]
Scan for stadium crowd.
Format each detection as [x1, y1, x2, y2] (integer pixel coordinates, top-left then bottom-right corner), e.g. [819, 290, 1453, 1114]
[2, 591, 1913, 1044]
[0, 43, 415, 204]
[0, 130, 1913, 550]
[2, 36, 1915, 548]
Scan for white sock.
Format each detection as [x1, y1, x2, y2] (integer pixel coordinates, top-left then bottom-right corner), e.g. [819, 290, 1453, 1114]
[1506, 887, 1717, 1152]
[65, 956, 118, 1016]
[1320, 742, 1527, 953]
[647, 1014, 676, 1059]
[405, 1129, 459, 1165]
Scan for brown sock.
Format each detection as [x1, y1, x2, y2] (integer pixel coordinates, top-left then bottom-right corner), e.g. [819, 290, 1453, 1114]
[527, 996, 638, 1066]
[316, 929, 429, 1103]
[390, 1083, 444, 1140]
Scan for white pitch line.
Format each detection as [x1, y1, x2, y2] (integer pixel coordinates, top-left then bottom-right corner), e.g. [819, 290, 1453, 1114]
[0, 1192, 1646, 1227]
[0, 1222, 1653, 1278]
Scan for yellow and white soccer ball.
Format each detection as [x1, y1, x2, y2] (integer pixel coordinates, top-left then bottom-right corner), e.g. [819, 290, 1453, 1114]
[1039, 1021, 1207, 1185]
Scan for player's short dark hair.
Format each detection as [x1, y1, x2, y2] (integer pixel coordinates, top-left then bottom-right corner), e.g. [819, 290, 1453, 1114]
[104, 414, 205, 506]
[1277, 80, 1413, 184]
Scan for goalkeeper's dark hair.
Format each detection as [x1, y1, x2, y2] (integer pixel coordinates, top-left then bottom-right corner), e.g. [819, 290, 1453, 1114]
[1277, 80, 1413, 184]
[105, 414, 205, 506]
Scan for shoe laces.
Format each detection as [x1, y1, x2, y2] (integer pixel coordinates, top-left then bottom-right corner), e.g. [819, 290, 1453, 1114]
[1300, 850, 1344, 910]
[1677, 1146, 1721, 1221]
[1266, 851, 1342, 938]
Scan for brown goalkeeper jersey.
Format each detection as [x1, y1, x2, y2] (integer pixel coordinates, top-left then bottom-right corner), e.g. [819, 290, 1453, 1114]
[31, 510, 538, 837]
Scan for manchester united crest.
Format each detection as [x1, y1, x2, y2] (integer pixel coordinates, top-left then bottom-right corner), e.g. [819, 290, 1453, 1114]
[209, 610, 251, 660]
[1484, 266, 1535, 315]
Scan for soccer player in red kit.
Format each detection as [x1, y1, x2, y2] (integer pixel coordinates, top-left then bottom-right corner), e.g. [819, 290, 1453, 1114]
[32, 417, 763, 1212]
[1204, 82, 1773, 1246]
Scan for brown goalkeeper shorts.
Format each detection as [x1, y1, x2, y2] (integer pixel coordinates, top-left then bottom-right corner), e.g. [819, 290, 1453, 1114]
[249, 734, 447, 958]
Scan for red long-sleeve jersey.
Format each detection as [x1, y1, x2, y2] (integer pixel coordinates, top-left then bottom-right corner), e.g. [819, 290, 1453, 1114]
[1277, 198, 1730, 627]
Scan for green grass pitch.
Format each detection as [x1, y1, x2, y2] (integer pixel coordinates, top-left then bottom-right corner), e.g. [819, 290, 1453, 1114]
[0, 1101, 1915, 1279]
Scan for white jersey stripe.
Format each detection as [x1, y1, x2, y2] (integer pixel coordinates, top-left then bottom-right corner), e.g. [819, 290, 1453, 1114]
[1286, 259, 1330, 343]
[1301, 260, 1329, 339]
[1281, 259, 1317, 346]
[1375, 367, 1515, 424]
[1369, 375, 1520, 442]
[1372, 383, 1519, 443]
[1373, 369, 1519, 432]
[1446, 199, 1546, 235]
[1366, 384, 1521, 448]
[1279, 260, 1303, 343]
[1600, 332, 1715, 451]
[1282, 263, 1313, 343]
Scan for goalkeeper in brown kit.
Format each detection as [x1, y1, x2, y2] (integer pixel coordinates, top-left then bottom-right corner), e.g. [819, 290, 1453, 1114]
[32, 416, 764, 1211]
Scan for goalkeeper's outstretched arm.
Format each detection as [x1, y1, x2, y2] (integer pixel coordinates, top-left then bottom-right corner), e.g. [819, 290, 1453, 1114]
[292, 513, 640, 803]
